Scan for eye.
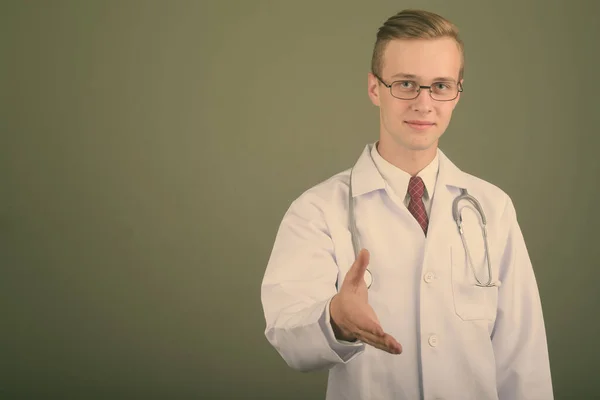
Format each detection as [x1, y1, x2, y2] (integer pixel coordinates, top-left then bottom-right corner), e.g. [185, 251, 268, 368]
[393, 80, 417, 92]
[434, 82, 450, 90]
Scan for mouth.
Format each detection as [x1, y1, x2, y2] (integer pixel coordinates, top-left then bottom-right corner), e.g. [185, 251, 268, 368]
[404, 120, 436, 131]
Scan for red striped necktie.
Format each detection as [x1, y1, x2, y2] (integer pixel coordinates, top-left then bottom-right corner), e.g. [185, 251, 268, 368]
[408, 176, 428, 235]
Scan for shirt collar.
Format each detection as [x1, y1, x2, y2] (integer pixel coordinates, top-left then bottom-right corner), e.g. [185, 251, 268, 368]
[370, 142, 439, 200]
[349, 142, 471, 198]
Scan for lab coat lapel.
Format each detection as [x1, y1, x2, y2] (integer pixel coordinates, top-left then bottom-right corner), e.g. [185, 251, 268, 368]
[349, 144, 386, 198]
[427, 149, 471, 243]
[350, 144, 473, 241]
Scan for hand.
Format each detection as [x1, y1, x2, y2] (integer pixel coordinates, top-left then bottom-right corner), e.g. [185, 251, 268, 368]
[329, 249, 402, 355]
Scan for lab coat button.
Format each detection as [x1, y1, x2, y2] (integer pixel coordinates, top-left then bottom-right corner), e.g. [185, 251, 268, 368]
[424, 272, 435, 283]
[428, 335, 438, 347]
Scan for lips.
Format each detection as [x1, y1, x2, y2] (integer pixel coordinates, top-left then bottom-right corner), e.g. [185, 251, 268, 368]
[405, 120, 435, 126]
[404, 120, 435, 131]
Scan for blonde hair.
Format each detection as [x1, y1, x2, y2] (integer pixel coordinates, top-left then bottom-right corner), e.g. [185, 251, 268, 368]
[371, 9, 465, 80]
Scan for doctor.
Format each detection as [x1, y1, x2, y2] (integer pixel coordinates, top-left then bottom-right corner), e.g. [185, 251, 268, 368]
[261, 9, 553, 400]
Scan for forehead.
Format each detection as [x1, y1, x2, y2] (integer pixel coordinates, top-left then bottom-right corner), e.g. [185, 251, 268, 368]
[381, 38, 462, 81]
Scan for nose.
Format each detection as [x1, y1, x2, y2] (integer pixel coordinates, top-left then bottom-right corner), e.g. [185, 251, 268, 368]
[410, 89, 433, 113]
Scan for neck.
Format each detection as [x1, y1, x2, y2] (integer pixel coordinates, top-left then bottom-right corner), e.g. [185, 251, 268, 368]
[376, 138, 438, 176]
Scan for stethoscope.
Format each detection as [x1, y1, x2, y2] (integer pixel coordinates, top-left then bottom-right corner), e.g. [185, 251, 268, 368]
[348, 168, 496, 289]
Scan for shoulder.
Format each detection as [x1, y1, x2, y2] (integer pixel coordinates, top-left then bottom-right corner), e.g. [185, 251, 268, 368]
[288, 169, 351, 214]
[440, 149, 516, 221]
[459, 170, 517, 222]
[463, 171, 508, 200]
[270, 168, 352, 238]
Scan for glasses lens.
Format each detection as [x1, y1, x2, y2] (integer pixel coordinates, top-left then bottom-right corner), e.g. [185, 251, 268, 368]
[430, 82, 459, 101]
[391, 81, 418, 99]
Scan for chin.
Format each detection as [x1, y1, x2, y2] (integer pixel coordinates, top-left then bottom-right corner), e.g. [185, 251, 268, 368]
[398, 135, 439, 151]
[383, 127, 440, 152]
[409, 143, 436, 151]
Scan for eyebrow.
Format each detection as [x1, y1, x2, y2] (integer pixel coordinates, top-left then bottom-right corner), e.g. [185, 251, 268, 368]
[390, 72, 457, 83]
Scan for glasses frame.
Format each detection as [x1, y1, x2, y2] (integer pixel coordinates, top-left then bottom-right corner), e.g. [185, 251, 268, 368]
[373, 73, 463, 101]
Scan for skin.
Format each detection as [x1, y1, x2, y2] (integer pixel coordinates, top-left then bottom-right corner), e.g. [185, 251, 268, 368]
[371, 37, 462, 175]
[330, 37, 464, 354]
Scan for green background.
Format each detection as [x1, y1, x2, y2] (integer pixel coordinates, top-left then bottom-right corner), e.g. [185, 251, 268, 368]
[2, 1, 598, 399]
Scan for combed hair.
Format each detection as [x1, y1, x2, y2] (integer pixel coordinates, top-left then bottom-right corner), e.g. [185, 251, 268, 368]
[371, 9, 465, 80]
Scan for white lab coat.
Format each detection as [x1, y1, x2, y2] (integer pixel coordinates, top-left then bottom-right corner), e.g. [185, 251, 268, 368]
[261, 143, 553, 400]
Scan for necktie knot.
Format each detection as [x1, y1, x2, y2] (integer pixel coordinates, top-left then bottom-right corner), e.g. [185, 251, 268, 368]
[408, 176, 425, 200]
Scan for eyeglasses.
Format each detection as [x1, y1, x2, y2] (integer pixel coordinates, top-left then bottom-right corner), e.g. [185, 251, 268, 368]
[374, 73, 463, 101]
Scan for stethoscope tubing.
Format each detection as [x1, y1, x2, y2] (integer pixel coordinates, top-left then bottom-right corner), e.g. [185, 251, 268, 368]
[348, 168, 496, 289]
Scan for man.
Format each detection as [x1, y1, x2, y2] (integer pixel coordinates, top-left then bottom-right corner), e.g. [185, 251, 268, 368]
[261, 9, 553, 400]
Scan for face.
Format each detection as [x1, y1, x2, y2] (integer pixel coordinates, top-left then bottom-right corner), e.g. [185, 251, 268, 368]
[367, 37, 463, 156]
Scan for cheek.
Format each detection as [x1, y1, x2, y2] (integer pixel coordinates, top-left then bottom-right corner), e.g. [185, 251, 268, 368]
[436, 105, 455, 122]
[381, 100, 409, 120]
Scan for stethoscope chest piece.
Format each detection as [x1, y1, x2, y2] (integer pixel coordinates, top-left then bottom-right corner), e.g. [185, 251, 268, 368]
[364, 269, 373, 289]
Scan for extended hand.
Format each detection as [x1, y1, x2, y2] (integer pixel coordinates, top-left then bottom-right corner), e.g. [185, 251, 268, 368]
[329, 249, 402, 354]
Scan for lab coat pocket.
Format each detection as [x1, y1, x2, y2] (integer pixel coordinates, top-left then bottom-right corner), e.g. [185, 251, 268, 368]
[450, 244, 498, 322]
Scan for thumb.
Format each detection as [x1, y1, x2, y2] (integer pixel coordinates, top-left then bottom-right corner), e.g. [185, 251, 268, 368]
[347, 249, 370, 286]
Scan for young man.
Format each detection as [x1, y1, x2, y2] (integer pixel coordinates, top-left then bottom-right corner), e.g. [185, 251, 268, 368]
[261, 9, 553, 400]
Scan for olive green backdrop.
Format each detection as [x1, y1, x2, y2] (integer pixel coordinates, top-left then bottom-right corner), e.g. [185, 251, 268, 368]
[2, 0, 598, 399]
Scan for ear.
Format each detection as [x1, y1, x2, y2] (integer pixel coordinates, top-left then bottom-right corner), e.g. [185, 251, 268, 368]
[367, 72, 381, 107]
[452, 78, 464, 109]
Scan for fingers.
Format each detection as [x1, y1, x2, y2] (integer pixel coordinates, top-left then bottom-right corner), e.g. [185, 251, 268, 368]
[355, 328, 402, 354]
[346, 314, 400, 354]
[348, 312, 401, 354]
[352, 310, 384, 337]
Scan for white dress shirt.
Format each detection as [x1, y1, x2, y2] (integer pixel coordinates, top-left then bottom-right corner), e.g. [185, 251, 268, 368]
[370, 142, 439, 217]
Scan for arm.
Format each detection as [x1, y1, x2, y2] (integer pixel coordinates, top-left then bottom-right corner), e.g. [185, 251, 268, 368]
[260, 195, 365, 372]
[492, 197, 554, 399]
